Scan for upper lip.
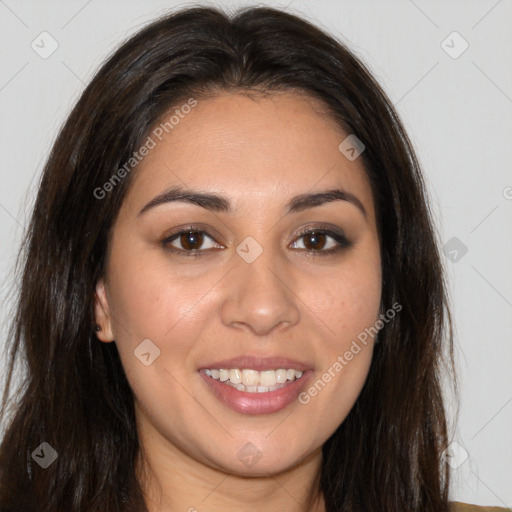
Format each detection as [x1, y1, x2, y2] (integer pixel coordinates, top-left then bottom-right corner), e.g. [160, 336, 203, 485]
[198, 355, 312, 372]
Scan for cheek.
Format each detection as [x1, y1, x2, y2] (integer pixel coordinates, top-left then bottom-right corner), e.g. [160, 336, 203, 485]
[306, 254, 382, 343]
[299, 243, 381, 415]
[297, 262, 380, 431]
[106, 241, 212, 340]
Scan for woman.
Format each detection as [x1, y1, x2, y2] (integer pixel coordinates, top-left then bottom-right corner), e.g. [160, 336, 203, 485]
[0, 5, 508, 512]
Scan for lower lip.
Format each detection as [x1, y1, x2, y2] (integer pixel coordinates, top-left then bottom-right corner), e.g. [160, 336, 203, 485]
[199, 370, 313, 415]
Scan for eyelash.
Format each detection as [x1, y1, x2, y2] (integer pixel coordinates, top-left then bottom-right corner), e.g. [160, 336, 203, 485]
[161, 225, 351, 258]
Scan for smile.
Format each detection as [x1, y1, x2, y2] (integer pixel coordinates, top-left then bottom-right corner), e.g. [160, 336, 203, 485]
[199, 368, 312, 415]
[203, 368, 304, 393]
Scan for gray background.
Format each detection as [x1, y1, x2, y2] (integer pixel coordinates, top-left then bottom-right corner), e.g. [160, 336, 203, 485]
[0, 0, 511, 506]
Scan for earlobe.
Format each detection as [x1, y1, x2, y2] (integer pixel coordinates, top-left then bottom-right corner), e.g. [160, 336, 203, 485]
[94, 279, 115, 342]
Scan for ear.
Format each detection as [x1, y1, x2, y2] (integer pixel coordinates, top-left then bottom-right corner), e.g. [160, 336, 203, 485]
[94, 278, 115, 342]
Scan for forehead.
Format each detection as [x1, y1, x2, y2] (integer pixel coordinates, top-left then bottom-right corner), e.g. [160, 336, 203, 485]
[122, 91, 375, 221]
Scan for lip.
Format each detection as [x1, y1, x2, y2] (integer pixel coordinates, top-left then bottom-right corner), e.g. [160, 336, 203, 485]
[197, 355, 312, 372]
[199, 368, 314, 415]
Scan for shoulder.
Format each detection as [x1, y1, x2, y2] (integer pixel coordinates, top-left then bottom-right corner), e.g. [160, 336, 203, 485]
[450, 502, 512, 512]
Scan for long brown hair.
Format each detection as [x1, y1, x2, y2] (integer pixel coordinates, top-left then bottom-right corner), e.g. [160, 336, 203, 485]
[0, 5, 456, 511]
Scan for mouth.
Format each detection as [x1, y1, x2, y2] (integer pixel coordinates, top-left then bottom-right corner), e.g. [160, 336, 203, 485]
[201, 367, 304, 393]
[198, 356, 313, 415]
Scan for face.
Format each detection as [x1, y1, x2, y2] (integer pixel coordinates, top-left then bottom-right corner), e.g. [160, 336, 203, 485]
[94, 91, 382, 478]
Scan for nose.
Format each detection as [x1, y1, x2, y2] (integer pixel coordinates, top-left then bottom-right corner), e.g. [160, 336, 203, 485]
[219, 242, 301, 336]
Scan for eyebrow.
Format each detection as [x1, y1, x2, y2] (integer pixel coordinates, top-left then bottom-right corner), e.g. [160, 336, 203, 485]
[137, 185, 367, 219]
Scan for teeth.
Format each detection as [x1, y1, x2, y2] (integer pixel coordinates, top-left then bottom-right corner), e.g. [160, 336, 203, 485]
[276, 369, 287, 383]
[242, 369, 260, 387]
[203, 367, 305, 392]
[260, 370, 277, 387]
[229, 368, 242, 384]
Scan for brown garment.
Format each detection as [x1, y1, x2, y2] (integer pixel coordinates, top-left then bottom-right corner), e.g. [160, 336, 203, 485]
[450, 502, 512, 512]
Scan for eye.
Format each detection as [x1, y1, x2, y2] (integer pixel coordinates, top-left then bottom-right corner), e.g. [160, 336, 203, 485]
[161, 225, 351, 258]
[290, 227, 351, 256]
[162, 228, 223, 257]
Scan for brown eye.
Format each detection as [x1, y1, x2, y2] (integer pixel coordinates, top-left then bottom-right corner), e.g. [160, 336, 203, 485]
[179, 231, 204, 250]
[291, 227, 351, 256]
[162, 228, 222, 257]
[302, 231, 327, 251]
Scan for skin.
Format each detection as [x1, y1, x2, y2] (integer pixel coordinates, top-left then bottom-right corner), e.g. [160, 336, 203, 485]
[94, 91, 382, 512]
